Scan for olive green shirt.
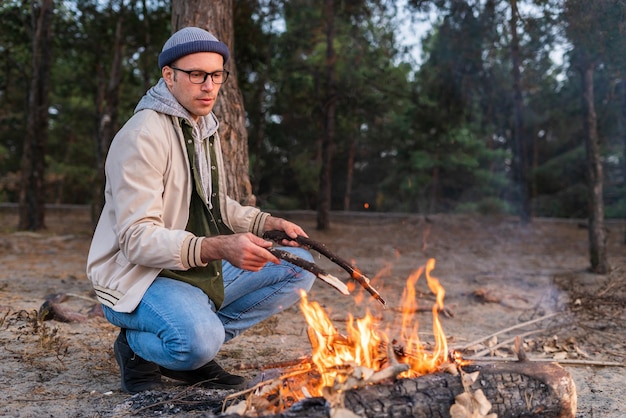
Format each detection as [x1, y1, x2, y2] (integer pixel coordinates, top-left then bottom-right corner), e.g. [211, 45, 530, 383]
[160, 119, 233, 308]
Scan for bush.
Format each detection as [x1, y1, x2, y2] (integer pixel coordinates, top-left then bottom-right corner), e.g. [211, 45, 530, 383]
[454, 197, 511, 216]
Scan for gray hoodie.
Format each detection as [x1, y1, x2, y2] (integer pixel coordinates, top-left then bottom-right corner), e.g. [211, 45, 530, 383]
[136, 78, 217, 207]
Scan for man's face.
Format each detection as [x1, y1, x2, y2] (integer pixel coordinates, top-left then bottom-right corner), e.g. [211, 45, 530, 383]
[162, 52, 225, 120]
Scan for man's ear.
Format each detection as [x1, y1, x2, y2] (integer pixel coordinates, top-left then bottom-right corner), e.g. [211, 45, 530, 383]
[162, 66, 174, 87]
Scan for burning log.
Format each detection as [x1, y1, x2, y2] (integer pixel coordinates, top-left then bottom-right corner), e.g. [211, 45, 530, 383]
[222, 360, 575, 418]
[221, 339, 575, 417]
[122, 359, 576, 417]
[337, 360, 576, 418]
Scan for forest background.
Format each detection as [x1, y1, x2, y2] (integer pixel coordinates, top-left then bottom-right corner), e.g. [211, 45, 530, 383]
[2, 0, 626, 272]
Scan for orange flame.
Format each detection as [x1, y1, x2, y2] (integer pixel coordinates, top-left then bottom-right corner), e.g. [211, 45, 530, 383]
[397, 258, 448, 376]
[300, 258, 448, 392]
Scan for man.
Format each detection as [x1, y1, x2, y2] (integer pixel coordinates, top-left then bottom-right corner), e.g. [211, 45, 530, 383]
[87, 27, 315, 394]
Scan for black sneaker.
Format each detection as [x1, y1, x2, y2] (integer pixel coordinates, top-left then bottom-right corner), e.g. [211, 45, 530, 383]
[160, 360, 247, 390]
[114, 329, 162, 394]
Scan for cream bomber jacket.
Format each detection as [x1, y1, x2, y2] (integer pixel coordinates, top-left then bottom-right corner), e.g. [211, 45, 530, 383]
[86, 110, 269, 313]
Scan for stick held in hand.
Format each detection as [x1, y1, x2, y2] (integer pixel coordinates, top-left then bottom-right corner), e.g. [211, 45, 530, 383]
[268, 248, 350, 295]
[264, 230, 386, 307]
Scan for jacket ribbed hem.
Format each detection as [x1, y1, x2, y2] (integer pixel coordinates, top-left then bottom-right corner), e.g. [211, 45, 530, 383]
[93, 285, 124, 309]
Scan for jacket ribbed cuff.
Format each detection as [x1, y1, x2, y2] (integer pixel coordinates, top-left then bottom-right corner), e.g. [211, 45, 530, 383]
[250, 211, 270, 237]
[182, 235, 207, 269]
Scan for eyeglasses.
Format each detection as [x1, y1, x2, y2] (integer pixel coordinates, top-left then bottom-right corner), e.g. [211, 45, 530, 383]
[170, 67, 230, 85]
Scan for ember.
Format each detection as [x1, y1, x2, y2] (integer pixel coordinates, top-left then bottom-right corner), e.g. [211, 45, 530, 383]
[300, 258, 450, 394]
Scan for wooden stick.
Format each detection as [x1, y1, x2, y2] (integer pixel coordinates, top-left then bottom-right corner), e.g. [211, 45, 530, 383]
[389, 305, 455, 318]
[452, 312, 561, 350]
[464, 356, 624, 367]
[264, 230, 386, 307]
[233, 356, 312, 371]
[268, 248, 350, 295]
[222, 366, 313, 413]
[468, 328, 551, 358]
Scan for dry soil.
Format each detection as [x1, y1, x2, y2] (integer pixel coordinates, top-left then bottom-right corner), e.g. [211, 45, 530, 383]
[0, 208, 624, 417]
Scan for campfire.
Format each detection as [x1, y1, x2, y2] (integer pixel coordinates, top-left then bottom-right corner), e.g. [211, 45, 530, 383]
[223, 258, 469, 415]
[300, 257, 449, 395]
[220, 254, 576, 418]
[263, 232, 452, 391]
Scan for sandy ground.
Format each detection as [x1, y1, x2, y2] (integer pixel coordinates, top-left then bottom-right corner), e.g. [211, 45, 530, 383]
[0, 207, 624, 417]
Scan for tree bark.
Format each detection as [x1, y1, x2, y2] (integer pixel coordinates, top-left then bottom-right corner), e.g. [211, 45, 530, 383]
[250, 34, 271, 197]
[171, 0, 255, 205]
[430, 163, 439, 214]
[139, 0, 154, 93]
[509, 0, 531, 224]
[621, 70, 626, 245]
[580, 61, 608, 273]
[92, 0, 126, 225]
[19, 0, 54, 231]
[343, 131, 356, 211]
[316, 0, 337, 230]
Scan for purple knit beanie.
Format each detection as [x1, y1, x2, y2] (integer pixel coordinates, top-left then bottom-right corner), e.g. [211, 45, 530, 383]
[158, 27, 230, 69]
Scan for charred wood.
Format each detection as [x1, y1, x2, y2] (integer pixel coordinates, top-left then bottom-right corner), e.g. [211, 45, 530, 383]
[121, 361, 576, 417]
[339, 361, 576, 418]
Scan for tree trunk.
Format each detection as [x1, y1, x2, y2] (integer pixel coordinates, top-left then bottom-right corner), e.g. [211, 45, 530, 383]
[343, 132, 356, 211]
[621, 71, 626, 245]
[509, 0, 531, 224]
[139, 0, 154, 93]
[429, 163, 439, 213]
[250, 79, 267, 197]
[580, 62, 608, 273]
[92, 0, 126, 225]
[171, 0, 255, 205]
[316, 0, 337, 230]
[250, 38, 271, 197]
[19, 0, 54, 231]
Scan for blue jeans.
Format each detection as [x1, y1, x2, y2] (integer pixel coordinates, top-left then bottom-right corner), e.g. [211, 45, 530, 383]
[102, 247, 315, 371]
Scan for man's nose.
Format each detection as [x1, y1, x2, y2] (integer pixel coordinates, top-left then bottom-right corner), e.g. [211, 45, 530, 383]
[201, 77, 215, 90]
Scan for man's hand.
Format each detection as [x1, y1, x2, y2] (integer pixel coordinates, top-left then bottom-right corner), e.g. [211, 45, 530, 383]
[201, 233, 280, 271]
[263, 216, 308, 246]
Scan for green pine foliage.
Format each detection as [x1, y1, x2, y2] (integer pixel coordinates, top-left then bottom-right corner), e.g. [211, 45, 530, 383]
[2, 0, 626, 218]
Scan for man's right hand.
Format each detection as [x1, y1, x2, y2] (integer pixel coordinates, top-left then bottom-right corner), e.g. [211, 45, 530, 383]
[200, 233, 280, 271]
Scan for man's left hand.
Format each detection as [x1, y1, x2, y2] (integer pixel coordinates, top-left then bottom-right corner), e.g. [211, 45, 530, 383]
[263, 216, 308, 246]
